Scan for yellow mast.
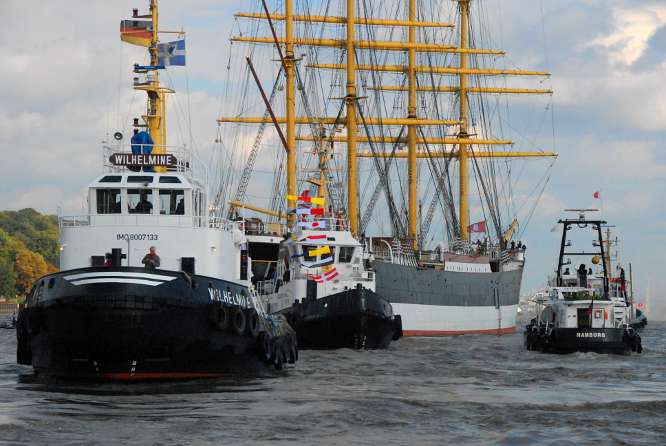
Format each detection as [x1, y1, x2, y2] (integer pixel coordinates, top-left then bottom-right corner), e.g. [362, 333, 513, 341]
[225, 0, 556, 245]
[285, 0, 297, 226]
[303, 123, 333, 212]
[407, 0, 418, 249]
[148, 0, 166, 173]
[131, 0, 180, 174]
[346, 0, 359, 236]
[458, 0, 470, 240]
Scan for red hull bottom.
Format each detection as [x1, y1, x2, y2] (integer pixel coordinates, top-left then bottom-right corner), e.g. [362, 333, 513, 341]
[403, 326, 516, 337]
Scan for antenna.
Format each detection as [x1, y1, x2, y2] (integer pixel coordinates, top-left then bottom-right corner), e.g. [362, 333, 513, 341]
[564, 208, 598, 220]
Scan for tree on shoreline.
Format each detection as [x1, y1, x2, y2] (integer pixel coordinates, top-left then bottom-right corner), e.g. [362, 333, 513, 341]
[0, 210, 59, 296]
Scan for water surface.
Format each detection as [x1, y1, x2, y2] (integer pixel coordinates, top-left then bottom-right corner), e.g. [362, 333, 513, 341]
[0, 317, 664, 445]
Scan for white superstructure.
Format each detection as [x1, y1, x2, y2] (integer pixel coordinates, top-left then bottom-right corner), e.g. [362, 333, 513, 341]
[59, 170, 247, 282]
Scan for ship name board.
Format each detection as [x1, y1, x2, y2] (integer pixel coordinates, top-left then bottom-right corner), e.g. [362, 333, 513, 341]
[208, 287, 251, 308]
[576, 332, 606, 338]
[109, 153, 177, 167]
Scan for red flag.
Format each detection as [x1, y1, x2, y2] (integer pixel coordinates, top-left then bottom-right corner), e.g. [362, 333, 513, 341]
[467, 221, 486, 233]
[323, 268, 339, 281]
[593, 191, 600, 199]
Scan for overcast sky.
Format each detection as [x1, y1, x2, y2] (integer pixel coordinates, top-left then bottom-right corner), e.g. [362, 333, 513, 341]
[1, 0, 664, 316]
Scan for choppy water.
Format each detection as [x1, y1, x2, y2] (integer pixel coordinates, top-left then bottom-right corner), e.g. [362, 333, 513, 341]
[0, 316, 664, 445]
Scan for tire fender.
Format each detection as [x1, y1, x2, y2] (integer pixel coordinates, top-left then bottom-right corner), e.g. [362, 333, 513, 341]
[211, 302, 230, 330]
[230, 306, 247, 336]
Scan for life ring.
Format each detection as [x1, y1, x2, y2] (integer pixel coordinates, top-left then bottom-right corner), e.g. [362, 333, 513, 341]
[26, 309, 41, 336]
[245, 308, 261, 338]
[211, 302, 230, 330]
[230, 306, 247, 336]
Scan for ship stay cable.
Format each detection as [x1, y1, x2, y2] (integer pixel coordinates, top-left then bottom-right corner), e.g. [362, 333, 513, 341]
[417, 39, 460, 244]
[219, 0, 556, 249]
[224, 68, 285, 220]
[358, 104, 407, 238]
[416, 125, 460, 242]
[357, 0, 407, 235]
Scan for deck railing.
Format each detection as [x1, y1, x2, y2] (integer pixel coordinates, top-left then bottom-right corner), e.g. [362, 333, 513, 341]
[60, 214, 241, 232]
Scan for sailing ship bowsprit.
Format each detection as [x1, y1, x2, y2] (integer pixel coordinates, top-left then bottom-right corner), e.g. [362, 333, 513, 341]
[15, 0, 298, 379]
[217, 0, 557, 338]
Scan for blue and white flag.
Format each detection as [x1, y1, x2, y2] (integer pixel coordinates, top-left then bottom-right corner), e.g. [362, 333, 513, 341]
[301, 257, 334, 268]
[157, 39, 186, 66]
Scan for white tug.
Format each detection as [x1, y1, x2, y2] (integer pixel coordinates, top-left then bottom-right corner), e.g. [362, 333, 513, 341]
[251, 223, 401, 349]
[243, 145, 401, 350]
[524, 210, 643, 355]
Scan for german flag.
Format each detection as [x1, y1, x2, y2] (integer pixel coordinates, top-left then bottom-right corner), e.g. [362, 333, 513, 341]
[120, 20, 152, 47]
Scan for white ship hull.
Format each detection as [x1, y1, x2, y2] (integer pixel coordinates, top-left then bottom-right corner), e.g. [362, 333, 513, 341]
[392, 302, 518, 336]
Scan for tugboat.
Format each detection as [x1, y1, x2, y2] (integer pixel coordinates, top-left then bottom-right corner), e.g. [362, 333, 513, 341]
[257, 223, 401, 350]
[246, 143, 401, 350]
[524, 210, 642, 355]
[15, 1, 298, 379]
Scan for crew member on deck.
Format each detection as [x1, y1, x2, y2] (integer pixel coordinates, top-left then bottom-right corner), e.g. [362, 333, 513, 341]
[142, 246, 161, 269]
[577, 264, 588, 288]
[564, 268, 571, 275]
[135, 193, 153, 214]
[619, 266, 627, 299]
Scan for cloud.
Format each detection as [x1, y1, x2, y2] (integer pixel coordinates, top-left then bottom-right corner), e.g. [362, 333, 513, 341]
[569, 136, 665, 181]
[588, 4, 666, 66]
[1, 0, 665, 303]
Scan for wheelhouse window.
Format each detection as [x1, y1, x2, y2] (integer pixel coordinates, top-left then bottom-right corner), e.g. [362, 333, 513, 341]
[99, 176, 122, 183]
[159, 189, 185, 215]
[159, 176, 182, 184]
[301, 245, 317, 262]
[338, 246, 355, 263]
[322, 247, 335, 262]
[128, 189, 154, 214]
[301, 245, 335, 262]
[96, 189, 121, 214]
[127, 176, 154, 183]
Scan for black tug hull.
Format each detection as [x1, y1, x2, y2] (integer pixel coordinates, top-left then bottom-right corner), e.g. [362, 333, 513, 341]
[277, 286, 401, 350]
[525, 327, 636, 355]
[17, 267, 297, 380]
